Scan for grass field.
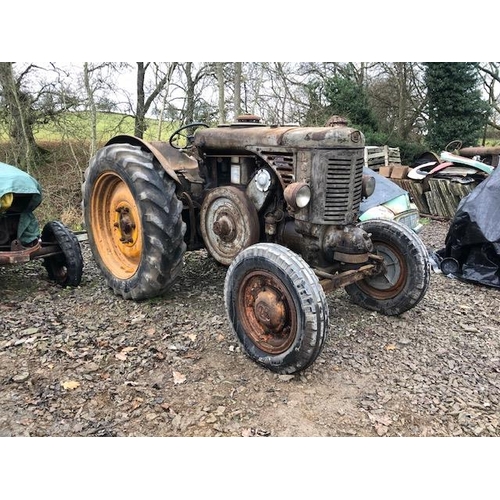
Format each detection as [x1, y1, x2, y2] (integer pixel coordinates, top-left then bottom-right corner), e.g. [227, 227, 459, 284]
[0, 111, 179, 144]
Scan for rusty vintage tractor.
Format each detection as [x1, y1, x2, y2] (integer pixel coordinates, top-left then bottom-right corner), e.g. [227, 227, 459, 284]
[82, 115, 430, 374]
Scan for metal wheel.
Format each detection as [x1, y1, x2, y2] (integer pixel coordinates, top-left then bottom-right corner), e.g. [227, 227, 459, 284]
[345, 219, 430, 315]
[89, 170, 142, 279]
[445, 140, 463, 153]
[237, 269, 297, 354]
[200, 186, 260, 266]
[225, 243, 329, 374]
[357, 240, 406, 300]
[82, 143, 186, 300]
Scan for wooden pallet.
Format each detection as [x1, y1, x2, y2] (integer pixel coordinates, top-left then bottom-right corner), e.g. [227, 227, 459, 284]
[365, 146, 401, 172]
[391, 178, 477, 218]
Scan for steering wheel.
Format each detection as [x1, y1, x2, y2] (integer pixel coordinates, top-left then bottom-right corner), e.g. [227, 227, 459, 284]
[169, 122, 209, 150]
[445, 140, 463, 153]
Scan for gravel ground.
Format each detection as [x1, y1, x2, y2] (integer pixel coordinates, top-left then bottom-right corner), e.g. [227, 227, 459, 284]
[1, 219, 499, 437]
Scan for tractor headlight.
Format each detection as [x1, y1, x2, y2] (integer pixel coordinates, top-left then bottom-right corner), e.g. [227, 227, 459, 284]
[284, 182, 311, 210]
[362, 174, 376, 198]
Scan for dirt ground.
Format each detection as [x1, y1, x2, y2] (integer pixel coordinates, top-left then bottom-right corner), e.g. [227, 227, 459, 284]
[1, 219, 499, 438]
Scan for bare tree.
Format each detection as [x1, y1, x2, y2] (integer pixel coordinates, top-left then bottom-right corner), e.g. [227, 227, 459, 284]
[134, 62, 177, 138]
[171, 63, 213, 124]
[478, 62, 500, 132]
[83, 62, 98, 157]
[0, 62, 43, 172]
[216, 62, 226, 124]
[81, 62, 127, 155]
[369, 62, 427, 140]
[233, 62, 242, 119]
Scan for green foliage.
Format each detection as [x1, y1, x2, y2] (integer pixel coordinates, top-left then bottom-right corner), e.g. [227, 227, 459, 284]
[424, 63, 490, 152]
[323, 76, 379, 133]
[303, 81, 331, 126]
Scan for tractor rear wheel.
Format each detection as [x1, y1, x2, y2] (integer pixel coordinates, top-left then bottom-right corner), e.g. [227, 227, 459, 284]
[82, 143, 186, 300]
[224, 243, 329, 374]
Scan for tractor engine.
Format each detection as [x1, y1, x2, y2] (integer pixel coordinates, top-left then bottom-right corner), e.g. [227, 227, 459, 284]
[192, 115, 375, 270]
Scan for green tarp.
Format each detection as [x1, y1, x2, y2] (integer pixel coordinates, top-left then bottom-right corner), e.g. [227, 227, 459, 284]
[0, 162, 42, 244]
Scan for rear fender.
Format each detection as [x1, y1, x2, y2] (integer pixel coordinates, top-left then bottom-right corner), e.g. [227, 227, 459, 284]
[105, 135, 183, 184]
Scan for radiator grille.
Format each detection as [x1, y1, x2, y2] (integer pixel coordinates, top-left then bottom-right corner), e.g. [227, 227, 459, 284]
[324, 155, 364, 223]
[261, 152, 295, 186]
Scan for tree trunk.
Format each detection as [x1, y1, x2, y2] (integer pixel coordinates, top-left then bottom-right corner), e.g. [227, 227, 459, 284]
[83, 62, 98, 157]
[216, 63, 225, 124]
[185, 62, 196, 124]
[134, 62, 147, 138]
[0, 62, 41, 172]
[234, 62, 242, 119]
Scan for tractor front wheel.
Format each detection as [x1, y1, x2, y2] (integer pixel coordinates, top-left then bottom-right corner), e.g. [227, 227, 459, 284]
[224, 243, 329, 374]
[345, 219, 430, 315]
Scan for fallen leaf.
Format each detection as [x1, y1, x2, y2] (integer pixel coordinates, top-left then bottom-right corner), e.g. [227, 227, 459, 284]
[187, 334, 197, 342]
[115, 352, 127, 361]
[385, 344, 397, 351]
[61, 380, 80, 390]
[173, 370, 186, 385]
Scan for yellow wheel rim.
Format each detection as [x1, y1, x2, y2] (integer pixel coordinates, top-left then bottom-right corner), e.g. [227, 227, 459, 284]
[90, 172, 143, 279]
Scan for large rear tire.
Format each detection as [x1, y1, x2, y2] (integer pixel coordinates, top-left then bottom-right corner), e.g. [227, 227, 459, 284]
[345, 219, 430, 315]
[224, 243, 329, 374]
[82, 143, 186, 300]
[41, 221, 83, 287]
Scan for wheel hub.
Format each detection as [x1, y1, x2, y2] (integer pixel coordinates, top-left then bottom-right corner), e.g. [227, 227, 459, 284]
[213, 212, 236, 242]
[238, 271, 296, 354]
[115, 206, 136, 244]
[200, 186, 260, 266]
[254, 289, 286, 331]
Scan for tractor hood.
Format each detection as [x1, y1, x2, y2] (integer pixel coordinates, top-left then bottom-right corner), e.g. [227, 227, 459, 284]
[194, 123, 365, 153]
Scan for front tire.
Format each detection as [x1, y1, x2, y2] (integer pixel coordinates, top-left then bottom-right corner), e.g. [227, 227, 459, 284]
[224, 243, 329, 374]
[82, 143, 186, 300]
[41, 221, 83, 287]
[345, 219, 430, 315]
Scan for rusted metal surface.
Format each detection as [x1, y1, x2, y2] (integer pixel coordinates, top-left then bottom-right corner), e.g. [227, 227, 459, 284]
[200, 186, 259, 266]
[105, 135, 183, 184]
[237, 269, 296, 354]
[315, 253, 384, 293]
[458, 146, 500, 157]
[114, 206, 135, 244]
[194, 123, 364, 153]
[0, 239, 41, 265]
[357, 243, 406, 300]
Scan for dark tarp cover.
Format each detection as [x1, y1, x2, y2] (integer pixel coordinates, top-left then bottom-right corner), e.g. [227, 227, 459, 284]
[436, 164, 500, 288]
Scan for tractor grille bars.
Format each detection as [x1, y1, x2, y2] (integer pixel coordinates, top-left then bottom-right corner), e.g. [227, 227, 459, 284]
[323, 154, 364, 223]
